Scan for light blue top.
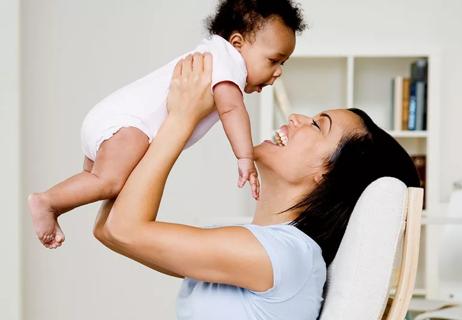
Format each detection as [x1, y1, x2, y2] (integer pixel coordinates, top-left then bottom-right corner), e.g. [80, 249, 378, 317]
[176, 223, 326, 320]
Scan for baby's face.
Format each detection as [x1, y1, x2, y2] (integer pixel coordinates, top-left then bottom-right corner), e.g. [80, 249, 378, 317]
[237, 18, 296, 94]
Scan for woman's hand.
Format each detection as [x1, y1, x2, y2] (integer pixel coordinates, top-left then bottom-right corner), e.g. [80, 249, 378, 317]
[166, 53, 214, 127]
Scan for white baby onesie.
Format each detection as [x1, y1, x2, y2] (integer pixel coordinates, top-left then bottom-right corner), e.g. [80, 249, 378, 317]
[80, 35, 248, 161]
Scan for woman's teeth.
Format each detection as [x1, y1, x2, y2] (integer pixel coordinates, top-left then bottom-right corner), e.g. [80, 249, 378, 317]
[273, 129, 288, 146]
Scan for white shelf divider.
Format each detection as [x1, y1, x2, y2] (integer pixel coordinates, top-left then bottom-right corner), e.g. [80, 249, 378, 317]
[347, 56, 355, 108]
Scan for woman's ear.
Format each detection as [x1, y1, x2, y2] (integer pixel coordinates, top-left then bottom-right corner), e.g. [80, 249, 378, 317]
[228, 32, 245, 52]
[314, 173, 324, 185]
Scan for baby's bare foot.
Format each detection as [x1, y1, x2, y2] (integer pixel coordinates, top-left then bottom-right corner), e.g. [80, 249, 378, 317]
[28, 193, 65, 249]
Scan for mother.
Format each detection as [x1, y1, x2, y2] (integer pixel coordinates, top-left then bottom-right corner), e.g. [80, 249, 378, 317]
[93, 53, 419, 319]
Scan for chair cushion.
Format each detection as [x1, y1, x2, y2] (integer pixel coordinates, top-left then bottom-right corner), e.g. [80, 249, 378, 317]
[319, 177, 407, 320]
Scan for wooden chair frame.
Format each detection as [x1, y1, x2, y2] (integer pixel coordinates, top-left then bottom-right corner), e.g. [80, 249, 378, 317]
[383, 187, 424, 320]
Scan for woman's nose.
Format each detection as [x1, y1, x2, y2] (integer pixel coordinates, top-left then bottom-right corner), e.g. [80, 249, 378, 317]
[288, 114, 301, 126]
[289, 114, 311, 126]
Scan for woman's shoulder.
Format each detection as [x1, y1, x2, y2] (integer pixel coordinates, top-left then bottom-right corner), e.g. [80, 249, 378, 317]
[241, 223, 326, 276]
[241, 223, 326, 302]
[243, 223, 323, 258]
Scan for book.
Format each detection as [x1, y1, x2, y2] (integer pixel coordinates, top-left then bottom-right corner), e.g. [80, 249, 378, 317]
[408, 82, 417, 130]
[415, 81, 426, 130]
[411, 155, 426, 208]
[410, 59, 428, 130]
[402, 78, 410, 130]
[392, 76, 403, 131]
[411, 59, 428, 81]
[389, 60, 427, 131]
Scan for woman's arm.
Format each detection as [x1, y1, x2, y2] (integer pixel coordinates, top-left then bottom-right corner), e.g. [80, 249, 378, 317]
[94, 199, 184, 278]
[95, 53, 273, 292]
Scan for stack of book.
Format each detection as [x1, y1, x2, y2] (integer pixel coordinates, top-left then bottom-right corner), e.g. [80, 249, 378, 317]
[392, 59, 428, 131]
[411, 154, 426, 208]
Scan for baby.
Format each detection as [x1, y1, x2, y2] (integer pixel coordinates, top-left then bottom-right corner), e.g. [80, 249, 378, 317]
[28, 0, 305, 249]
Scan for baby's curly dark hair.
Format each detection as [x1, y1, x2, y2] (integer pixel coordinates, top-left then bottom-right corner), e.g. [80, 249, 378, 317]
[205, 0, 306, 41]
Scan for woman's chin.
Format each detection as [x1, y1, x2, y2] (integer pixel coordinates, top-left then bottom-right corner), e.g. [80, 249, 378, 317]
[253, 141, 278, 168]
[253, 141, 268, 159]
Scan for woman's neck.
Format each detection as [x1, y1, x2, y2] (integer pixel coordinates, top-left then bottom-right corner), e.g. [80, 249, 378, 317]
[251, 180, 302, 226]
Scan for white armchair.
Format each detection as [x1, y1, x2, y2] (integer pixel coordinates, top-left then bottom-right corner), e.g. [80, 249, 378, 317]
[319, 177, 424, 320]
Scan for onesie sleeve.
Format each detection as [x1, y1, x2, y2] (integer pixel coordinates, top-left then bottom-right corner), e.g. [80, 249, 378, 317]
[242, 224, 318, 301]
[197, 35, 247, 95]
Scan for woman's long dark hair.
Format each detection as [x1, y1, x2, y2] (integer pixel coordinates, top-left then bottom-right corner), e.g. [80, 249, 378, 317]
[288, 108, 420, 266]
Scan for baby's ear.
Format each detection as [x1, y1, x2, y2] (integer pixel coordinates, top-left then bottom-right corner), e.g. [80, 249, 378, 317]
[228, 32, 245, 51]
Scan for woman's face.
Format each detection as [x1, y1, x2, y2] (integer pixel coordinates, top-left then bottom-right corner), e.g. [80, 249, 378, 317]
[254, 109, 365, 186]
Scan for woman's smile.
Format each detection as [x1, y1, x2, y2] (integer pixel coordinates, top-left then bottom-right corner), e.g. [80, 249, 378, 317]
[268, 124, 290, 147]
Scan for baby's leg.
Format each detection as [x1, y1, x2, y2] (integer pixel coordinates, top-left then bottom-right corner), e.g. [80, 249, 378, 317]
[83, 156, 94, 173]
[28, 127, 149, 249]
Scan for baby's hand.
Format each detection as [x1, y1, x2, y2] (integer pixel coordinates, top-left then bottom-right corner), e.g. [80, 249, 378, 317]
[237, 158, 260, 200]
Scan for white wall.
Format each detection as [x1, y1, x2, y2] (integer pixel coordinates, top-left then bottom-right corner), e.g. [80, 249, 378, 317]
[21, 1, 255, 319]
[0, 0, 21, 319]
[19, 0, 462, 319]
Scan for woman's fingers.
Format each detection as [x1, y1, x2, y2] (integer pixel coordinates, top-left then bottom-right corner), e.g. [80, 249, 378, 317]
[172, 58, 183, 79]
[181, 54, 193, 78]
[180, 52, 212, 80]
[192, 52, 203, 73]
[165, 52, 214, 123]
[203, 52, 212, 82]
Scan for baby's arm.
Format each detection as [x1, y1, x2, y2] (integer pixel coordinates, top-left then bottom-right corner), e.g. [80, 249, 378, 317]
[214, 82, 253, 160]
[214, 82, 259, 199]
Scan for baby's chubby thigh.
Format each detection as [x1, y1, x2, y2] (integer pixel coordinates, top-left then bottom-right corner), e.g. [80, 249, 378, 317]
[80, 105, 153, 162]
[90, 126, 150, 198]
[79, 107, 152, 198]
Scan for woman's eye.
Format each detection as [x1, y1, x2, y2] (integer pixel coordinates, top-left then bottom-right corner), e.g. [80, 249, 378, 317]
[268, 58, 278, 64]
[312, 119, 320, 130]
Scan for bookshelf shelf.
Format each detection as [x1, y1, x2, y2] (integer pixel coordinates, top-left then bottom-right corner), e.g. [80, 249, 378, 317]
[421, 216, 462, 225]
[390, 288, 427, 296]
[387, 130, 428, 138]
[414, 288, 428, 296]
[259, 51, 443, 300]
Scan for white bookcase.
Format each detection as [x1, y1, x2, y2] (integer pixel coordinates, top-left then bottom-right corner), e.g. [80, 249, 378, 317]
[259, 50, 444, 299]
